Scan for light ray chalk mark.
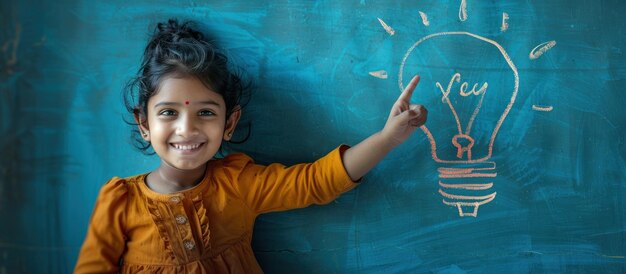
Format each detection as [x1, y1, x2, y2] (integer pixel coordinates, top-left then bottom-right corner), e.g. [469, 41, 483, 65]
[369, 70, 388, 79]
[532, 105, 553, 112]
[529, 40, 556, 60]
[501, 13, 509, 32]
[419, 11, 430, 26]
[377, 18, 395, 36]
[459, 0, 468, 21]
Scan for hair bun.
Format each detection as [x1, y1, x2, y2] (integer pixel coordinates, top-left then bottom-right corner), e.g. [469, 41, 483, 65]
[156, 19, 203, 42]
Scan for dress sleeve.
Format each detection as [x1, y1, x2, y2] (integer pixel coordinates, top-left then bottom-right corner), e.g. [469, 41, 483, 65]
[74, 177, 128, 274]
[231, 145, 359, 214]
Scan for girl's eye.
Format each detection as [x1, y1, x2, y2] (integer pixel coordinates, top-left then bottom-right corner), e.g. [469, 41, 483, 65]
[158, 109, 177, 116]
[199, 110, 215, 116]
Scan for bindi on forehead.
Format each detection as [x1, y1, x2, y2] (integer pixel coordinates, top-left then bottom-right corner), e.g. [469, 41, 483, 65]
[185, 100, 190, 105]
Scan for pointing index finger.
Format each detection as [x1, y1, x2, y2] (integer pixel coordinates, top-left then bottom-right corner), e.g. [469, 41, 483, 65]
[398, 75, 420, 103]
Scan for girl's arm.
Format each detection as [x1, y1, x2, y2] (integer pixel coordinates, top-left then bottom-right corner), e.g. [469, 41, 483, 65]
[75, 178, 127, 273]
[342, 75, 428, 181]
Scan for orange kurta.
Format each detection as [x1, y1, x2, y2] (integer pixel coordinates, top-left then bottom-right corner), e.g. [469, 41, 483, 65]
[75, 146, 357, 273]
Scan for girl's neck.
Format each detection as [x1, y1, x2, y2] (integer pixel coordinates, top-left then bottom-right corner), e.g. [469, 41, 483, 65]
[146, 161, 208, 194]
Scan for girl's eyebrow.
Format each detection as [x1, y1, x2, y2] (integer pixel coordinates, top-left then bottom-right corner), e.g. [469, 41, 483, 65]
[154, 100, 222, 108]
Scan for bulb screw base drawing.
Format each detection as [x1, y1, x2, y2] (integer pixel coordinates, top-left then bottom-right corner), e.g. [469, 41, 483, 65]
[437, 161, 497, 217]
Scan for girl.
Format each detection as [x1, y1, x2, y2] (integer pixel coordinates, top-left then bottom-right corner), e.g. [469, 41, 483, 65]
[75, 19, 427, 273]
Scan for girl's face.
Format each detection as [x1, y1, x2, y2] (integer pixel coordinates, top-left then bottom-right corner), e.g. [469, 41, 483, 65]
[139, 76, 239, 170]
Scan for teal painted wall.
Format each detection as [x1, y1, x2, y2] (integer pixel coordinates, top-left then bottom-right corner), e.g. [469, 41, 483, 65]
[1, 1, 625, 273]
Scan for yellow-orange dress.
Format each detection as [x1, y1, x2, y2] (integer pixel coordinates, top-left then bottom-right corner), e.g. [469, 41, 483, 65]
[75, 146, 357, 273]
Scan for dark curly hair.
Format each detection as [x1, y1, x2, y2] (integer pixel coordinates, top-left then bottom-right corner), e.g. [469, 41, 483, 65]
[124, 19, 250, 155]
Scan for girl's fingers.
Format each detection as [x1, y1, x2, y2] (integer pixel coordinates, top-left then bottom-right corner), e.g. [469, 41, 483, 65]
[409, 105, 428, 127]
[394, 105, 424, 125]
[397, 75, 420, 104]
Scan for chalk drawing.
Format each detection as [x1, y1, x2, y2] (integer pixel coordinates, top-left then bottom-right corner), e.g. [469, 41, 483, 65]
[369, 70, 388, 79]
[459, 0, 468, 21]
[399, 32, 519, 161]
[436, 73, 488, 100]
[435, 72, 488, 137]
[532, 105, 554, 112]
[374, 4, 555, 217]
[419, 11, 430, 26]
[501, 13, 509, 32]
[439, 189, 496, 217]
[529, 40, 556, 60]
[377, 18, 395, 36]
[439, 181, 493, 190]
[398, 31, 517, 217]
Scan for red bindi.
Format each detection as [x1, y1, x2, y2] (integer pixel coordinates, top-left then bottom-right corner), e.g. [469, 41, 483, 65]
[185, 101, 190, 105]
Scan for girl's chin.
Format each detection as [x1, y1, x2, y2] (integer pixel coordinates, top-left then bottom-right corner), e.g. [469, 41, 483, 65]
[174, 158, 212, 169]
[154, 148, 219, 170]
[159, 157, 208, 171]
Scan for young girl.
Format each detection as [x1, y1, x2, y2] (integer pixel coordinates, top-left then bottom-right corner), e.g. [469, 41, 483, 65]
[75, 19, 427, 273]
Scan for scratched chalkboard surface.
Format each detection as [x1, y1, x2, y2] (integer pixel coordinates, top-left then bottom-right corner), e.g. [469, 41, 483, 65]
[1, 1, 625, 273]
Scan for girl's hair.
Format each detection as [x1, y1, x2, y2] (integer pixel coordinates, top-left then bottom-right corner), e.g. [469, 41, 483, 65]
[124, 19, 250, 155]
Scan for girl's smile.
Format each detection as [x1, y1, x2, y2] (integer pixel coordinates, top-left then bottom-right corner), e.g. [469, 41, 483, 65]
[170, 141, 206, 155]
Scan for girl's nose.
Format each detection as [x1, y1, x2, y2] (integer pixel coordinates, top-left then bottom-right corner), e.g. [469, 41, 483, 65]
[175, 114, 199, 137]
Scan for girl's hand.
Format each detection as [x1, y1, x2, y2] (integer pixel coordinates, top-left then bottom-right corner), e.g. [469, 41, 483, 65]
[341, 75, 427, 181]
[381, 75, 428, 146]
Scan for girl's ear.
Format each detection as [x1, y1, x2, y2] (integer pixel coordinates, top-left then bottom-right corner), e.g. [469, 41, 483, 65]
[223, 105, 242, 141]
[133, 108, 150, 141]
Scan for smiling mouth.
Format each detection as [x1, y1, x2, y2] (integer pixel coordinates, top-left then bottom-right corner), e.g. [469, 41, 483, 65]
[170, 142, 205, 152]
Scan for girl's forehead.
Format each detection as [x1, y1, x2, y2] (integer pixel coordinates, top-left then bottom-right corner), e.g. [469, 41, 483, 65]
[152, 77, 224, 104]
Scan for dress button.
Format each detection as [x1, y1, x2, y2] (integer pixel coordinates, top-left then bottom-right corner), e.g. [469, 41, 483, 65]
[183, 240, 195, 250]
[169, 196, 181, 204]
[175, 215, 187, 225]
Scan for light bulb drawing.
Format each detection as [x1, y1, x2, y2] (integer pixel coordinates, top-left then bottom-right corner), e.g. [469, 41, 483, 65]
[399, 32, 518, 217]
[368, 1, 556, 217]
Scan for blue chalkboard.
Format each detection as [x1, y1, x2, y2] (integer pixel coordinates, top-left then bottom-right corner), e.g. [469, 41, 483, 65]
[1, 1, 625, 273]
